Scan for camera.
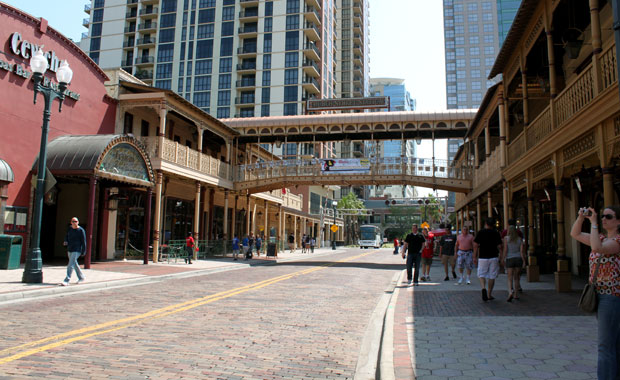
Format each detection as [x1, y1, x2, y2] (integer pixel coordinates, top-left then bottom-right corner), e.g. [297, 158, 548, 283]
[581, 207, 592, 217]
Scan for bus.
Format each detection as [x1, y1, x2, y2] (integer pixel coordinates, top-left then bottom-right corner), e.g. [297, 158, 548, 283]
[359, 225, 382, 249]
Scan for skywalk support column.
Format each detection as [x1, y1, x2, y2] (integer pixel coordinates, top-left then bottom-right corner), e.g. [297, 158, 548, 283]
[194, 182, 201, 261]
[152, 170, 163, 263]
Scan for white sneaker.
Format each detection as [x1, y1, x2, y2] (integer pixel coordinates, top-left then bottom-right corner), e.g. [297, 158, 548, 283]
[427, 276, 431, 282]
[77, 278, 85, 284]
[60, 281, 69, 286]
[466, 279, 471, 285]
[456, 278, 463, 285]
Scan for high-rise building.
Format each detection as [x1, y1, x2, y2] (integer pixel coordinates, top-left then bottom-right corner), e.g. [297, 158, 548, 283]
[368, 78, 417, 199]
[443, 0, 500, 110]
[336, 0, 369, 98]
[81, 0, 351, 119]
[496, 0, 521, 46]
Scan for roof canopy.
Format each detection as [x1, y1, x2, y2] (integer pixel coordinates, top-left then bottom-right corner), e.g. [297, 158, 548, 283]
[35, 135, 155, 187]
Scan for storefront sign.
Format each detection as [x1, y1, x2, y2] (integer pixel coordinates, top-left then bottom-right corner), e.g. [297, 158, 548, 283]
[2, 33, 81, 101]
[321, 158, 370, 173]
[99, 143, 150, 182]
[307, 96, 389, 111]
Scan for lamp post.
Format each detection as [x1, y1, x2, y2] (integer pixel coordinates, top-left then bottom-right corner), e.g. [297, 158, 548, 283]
[22, 48, 73, 283]
[332, 200, 337, 250]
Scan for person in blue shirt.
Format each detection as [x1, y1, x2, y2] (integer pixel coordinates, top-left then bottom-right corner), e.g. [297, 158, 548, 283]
[61, 217, 86, 286]
[255, 235, 262, 256]
[242, 234, 250, 260]
[232, 234, 240, 261]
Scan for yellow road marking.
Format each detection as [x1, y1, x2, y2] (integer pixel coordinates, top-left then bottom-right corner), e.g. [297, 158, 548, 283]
[0, 250, 375, 365]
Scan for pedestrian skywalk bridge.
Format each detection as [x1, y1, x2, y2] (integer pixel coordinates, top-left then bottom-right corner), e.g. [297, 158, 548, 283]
[234, 157, 472, 193]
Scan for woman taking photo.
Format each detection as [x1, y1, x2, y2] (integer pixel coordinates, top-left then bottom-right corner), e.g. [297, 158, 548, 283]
[500, 225, 526, 302]
[570, 205, 620, 379]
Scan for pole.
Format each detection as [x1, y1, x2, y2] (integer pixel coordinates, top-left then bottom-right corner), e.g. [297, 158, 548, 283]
[613, 0, 620, 101]
[23, 73, 68, 283]
[332, 204, 336, 250]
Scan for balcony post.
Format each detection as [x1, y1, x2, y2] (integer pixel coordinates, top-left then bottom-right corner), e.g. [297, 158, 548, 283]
[157, 106, 167, 158]
[246, 194, 251, 236]
[196, 126, 203, 172]
[476, 198, 482, 233]
[590, 0, 603, 94]
[264, 200, 269, 245]
[487, 191, 493, 219]
[502, 181, 509, 228]
[152, 170, 163, 263]
[474, 140, 479, 168]
[231, 195, 238, 239]
[498, 93, 507, 168]
[194, 182, 201, 261]
[208, 188, 215, 241]
[543, 10, 557, 98]
[279, 205, 284, 249]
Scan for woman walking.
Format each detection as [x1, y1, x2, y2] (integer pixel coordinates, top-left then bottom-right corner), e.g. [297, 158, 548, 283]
[501, 225, 525, 301]
[420, 228, 434, 281]
[570, 205, 620, 379]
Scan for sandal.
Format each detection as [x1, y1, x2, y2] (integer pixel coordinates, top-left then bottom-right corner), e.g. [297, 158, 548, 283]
[507, 293, 513, 302]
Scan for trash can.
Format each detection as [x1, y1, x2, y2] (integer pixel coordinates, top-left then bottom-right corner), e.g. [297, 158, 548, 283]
[0, 234, 23, 269]
[267, 242, 277, 257]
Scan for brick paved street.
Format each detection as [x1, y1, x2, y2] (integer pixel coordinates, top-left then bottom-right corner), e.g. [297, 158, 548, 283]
[391, 258, 598, 380]
[0, 248, 401, 379]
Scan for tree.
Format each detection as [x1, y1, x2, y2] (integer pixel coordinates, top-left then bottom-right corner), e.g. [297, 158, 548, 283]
[336, 192, 366, 245]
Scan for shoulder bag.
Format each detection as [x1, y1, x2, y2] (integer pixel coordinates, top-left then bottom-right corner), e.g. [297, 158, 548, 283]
[578, 258, 600, 313]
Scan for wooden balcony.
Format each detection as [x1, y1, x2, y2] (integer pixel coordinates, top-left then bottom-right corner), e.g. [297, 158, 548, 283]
[139, 137, 233, 186]
[507, 43, 617, 167]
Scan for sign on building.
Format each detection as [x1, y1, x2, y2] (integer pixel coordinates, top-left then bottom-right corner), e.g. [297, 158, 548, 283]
[306, 96, 389, 111]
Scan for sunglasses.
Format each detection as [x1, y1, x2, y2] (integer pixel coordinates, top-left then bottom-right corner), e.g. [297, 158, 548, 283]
[71, 220, 78, 223]
[602, 214, 616, 220]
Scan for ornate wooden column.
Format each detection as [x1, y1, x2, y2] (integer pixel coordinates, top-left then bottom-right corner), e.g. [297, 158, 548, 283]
[487, 191, 493, 219]
[474, 140, 480, 168]
[208, 188, 215, 241]
[590, 0, 603, 94]
[143, 187, 152, 264]
[152, 170, 163, 263]
[498, 92, 507, 168]
[264, 200, 269, 239]
[245, 194, 251, 236]
[223, 190, 229, 241]
[476, 198, 482, 233]
[293, 216, 298, 249]
[278, 205, 283, 248]
[157, 105, 167, 158]
[484, 122, 491, 160]
[502, 180, 510, 228]
[193, 182, 201, 261]
[554, 157, 571, 291]
[231, 195, 238, 239]
[85, 176, 97, 269]
[526, 170, 539, 281]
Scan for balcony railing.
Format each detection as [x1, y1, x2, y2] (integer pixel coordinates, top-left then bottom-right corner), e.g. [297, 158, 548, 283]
[140, 7, 158, 15]
[138, 22, 157, 31]
[84, 4, 91, 13]
[507, 42, 618, 165]
[237, 62, 257, 71]
[135, 56, 154, 64]
[237, 46, 257, 54]
[236, 79, 256, 88]
[83, 18, 90, 27]
[136, 37, 156, 45]
[139, 137, 232, 181]
[235, 157, 471, 186]
[473, 149, 501, 188]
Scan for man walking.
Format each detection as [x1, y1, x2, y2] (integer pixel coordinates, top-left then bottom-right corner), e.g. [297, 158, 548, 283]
[288, 233, 295, 253]
[474, 218, 503, 301]
[185, 232, 194, 264]
[61, 217, 86, 286]
[402, 224, 426, 286]
[232, 234, 240, 261]
[455, 225, 475, 285]
[439, 224, 457, 281]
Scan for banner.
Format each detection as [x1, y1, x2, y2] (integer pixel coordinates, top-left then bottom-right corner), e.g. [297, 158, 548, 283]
[321, 158, 370, 173]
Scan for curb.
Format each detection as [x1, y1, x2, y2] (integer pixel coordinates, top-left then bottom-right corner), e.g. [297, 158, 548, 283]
[354, 270, 402, 380]
[0, 249, 345, 305]
[379, 270, 405, 380]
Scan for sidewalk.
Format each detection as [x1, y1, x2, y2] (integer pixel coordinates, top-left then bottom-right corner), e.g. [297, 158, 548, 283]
[389, 259, 597, 380]
[0, 247, 342, 304]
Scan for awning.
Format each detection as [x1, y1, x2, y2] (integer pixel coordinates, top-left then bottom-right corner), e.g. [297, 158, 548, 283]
[33, 135, 155, 187]
[0, 159, 14, 183]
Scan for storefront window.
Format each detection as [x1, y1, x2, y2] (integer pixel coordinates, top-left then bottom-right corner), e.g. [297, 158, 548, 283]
[163, 198, 194, 243]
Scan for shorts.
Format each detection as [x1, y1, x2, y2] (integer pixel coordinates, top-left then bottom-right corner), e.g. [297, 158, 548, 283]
[477, 257, 500, 279]
[457, 250, 473, 270]
[505, 257, 523, 268]
[441, 255, 456, 265]
[233, 248, 240, 255]
[242, 246, 249, 254]
[422, 257, 433, 265]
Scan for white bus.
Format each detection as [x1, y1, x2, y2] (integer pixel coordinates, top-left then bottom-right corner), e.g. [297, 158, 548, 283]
[359, 225, 382, 249]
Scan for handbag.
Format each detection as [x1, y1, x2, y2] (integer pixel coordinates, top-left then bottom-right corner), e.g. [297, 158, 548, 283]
[578, 258, 600, 313]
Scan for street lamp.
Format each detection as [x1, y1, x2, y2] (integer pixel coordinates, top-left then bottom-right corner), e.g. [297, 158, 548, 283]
[332, 200, 338, 250]
[22, 48, 73, 283]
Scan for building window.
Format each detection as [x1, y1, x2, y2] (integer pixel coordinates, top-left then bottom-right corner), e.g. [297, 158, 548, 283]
[285, 52, 298, 67]
[447, 85, 456, 93]
[264, 17, 272, 32]
[240, 108, 254, 117]
[263, 54, 271, 69]
[454, 26, 464, 35]
[483, 23, 494, 33]
[286, 15, 299, 30]
[457, 82, 466, 91]
[159, 28, 175, 43]
[483, 12, 493, 21]
[284, 103, 297, 115]
[195, 59, 212, 74]
[470, 58, 480, 67]
[484, 46, 494, 55]
[468, 14, 478, 23]
[469, 47, 480, 56]
[123, 112, 134, 134]
[454, 14, 463, 23]
[471, 70, 481, 78]
[222, 6, 235, 21]
[484, 34, 494, 43]
[220, 37, 233, 56]
[219, 57, 232, 73]
[261, 104, 270, 116]
[284, 69, 298, 84]
[218, 74, 231, 89]
[217, 90, 231, 106]
[456, 59, 465, 68]
[90, 37, 101, 51]
[285, 31, 299, 51]
[482, 2, 492, 10]
[448, 96, 457, 105]
[485, 57, 495, 66]
[198, 9, 215, 23]
[286, 0, 300, 14]
[262, 71, 271, 86]
[156, 63, 173, 79]
[263, 33, 272, 52]
[155, 80, 171, 90]
[221, 21, 234, 36]
[93, 9, 104, 22]
[456, 70, 466, 78]
[446, 52, 455, 60]
[456, 48, 464, 56]
[199, 0, 216, 7]
[240, 91, 254, 103]
[193, 92, 210, 107]
[217, 107, 230, 118]
[468, 24, 478, 34]
[91, 23, 102, 37]
[194, 75, 211, 91]
[284, 86, 298, 102]
[160, 14, 176, 28]
[262, 88, 270, 103]
[457, 94, 467, 102]
[157, 44, 174, 62]
[472, 93, 482, 102]
[471, 81, 481, 90]
[446, 63, 456, 71]
[196, 39, 214, 58]
[455, 37, 464, 45]
[197, 24, 214, 39]
[467, 3, 478, 11]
